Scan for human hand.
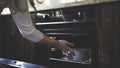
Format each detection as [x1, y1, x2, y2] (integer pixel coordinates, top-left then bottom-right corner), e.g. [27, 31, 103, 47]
[56, 40, 75, 60]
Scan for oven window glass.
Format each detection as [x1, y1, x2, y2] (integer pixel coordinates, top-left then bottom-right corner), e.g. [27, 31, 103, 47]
[49, 47, 92, 64]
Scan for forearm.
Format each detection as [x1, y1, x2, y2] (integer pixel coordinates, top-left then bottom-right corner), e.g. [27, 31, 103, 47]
[38, 35, 59, 48]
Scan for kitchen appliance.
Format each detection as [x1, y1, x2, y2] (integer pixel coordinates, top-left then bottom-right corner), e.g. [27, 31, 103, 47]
[36, 21, 98, 68]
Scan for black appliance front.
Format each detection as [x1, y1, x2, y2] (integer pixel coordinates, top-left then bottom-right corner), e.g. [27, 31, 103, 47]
[36, 21, 98, 68]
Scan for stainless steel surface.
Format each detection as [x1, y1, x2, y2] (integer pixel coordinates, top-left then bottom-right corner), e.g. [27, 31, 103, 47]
[28, 0, 119, 11]
[62, 48, 91, 61]
[0, 58, 47, 68]
[49, 48, 92, 64]
[2, 0, 119, 15]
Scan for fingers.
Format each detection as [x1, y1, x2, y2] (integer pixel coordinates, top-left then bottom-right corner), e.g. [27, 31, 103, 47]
[58, 40, 75, 60]
[62, 48, 75, 60]
[67, 50, 74, 60]
[68, 48, 75, 56]
[62, 51, 72, 60]
[65, 41, 75, 56]
[62, 50, 74, 60]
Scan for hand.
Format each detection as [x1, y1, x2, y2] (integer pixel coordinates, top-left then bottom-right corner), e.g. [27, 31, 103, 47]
[56, 40, 75, 60]
[38, 36, 75, 59]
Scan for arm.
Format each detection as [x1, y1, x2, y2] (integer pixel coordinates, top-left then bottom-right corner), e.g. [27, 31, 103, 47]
[10, 0, 74, 59]
[10, 0, 44, 43]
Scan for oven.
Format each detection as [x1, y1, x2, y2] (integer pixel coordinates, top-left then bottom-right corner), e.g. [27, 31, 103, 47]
[36, 21, 98, 68]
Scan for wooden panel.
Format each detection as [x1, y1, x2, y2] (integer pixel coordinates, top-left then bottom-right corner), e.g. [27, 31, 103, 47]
[110, 29, 120, 68]
[0, 15, 36, 63]
[98, 2, 120, 68]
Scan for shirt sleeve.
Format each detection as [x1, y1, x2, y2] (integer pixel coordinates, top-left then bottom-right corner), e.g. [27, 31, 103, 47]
[10, 0, 44, 43]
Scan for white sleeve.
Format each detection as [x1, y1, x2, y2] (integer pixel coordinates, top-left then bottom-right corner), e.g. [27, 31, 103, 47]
[10, 0, 44, 43]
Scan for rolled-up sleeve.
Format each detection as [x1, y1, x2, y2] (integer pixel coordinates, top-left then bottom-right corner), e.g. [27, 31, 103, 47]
[10, 0, 44, 43]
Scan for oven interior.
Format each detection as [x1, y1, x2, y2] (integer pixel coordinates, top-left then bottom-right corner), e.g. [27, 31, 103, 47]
[36, 21, 98, 67]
